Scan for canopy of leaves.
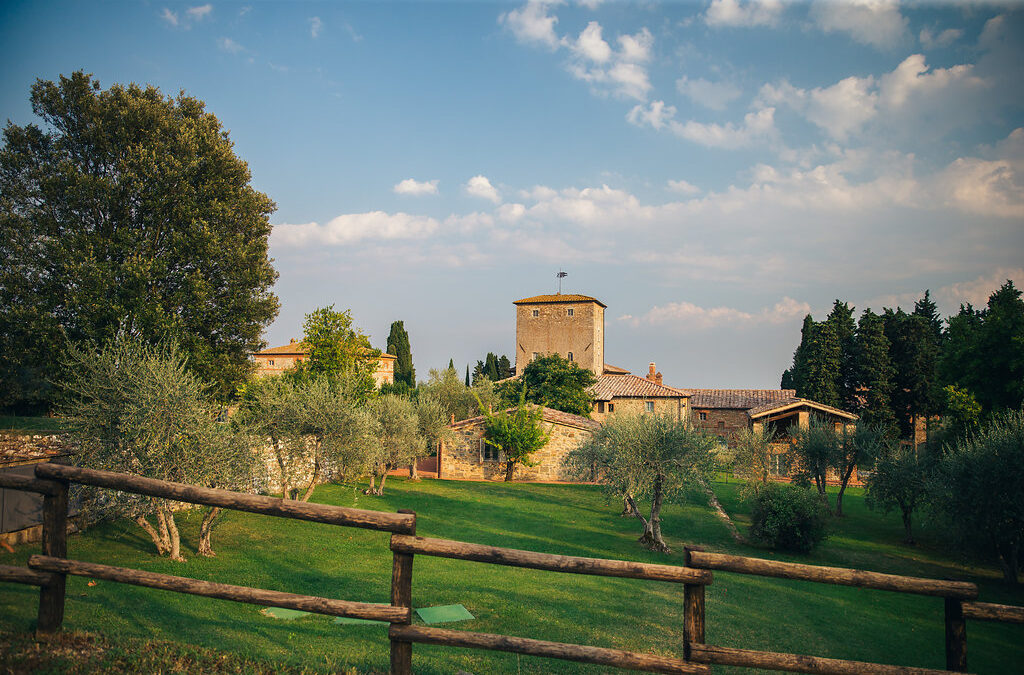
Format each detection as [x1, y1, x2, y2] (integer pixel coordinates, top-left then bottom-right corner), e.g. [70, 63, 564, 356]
[498, 353, 596, 417]
[299, 305, 375, 382]
[931, 410, 1024, 583]
[481, 395, 550, 475]
[0, 72, 279, 408]
[420, 366, 501, 423]
[472, 352, 512, 384]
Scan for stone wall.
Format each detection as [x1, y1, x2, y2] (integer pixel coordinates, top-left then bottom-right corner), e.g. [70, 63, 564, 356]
[694, 408, 750, 441]
[441, 420, 594, 482]
[591, 397, 686, 423]
[515, 300, 604, 375]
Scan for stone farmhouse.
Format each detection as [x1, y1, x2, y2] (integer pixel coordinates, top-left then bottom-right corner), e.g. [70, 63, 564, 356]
[252, 339, 396, 387]
[442, 291, 858, 483]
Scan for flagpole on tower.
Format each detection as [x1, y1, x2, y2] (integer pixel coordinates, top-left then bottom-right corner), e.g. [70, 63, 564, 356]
[556, 270, 567, 294]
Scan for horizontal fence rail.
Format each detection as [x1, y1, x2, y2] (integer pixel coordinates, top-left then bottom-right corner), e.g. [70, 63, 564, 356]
[689, 643, 957, 675]
[0, 472, 63, 496]
[390, 534, 712, 584]
[687, 551, 978, 600]
[0, 563, 57, 587]
[961, 601, 1024, 624]
[35, 463, 415, 534]
[28, 555, 409, 623]
[390, 625, 710, 675]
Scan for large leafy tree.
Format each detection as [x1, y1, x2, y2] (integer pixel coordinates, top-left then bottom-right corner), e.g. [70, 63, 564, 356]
[298, 305, 376, 389]
[386, 320, 415, 387]
[498, 353, 596, 416]
[0, 72, 279, 407]
[565, 413, 716, 552]
[884, 308, 941, 437]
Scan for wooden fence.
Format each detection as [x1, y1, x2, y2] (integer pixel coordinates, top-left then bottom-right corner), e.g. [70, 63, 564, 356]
[2, 462, 1023, 675]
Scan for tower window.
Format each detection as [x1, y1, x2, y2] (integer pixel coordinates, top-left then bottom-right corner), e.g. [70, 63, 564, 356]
[532, 352, 539, 360]
[567, 308, 574, 316]
[532, 309, 539, 317]
[567, 352, 573, 362]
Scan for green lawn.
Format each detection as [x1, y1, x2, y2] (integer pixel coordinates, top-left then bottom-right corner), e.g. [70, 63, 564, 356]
[1, 478, 1021, 674]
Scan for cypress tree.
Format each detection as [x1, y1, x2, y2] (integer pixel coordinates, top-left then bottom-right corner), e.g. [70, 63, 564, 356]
[465, 365, 470, 387]
[386, 320, 415, 387]
[853, 309, 897, 432]
[497, 355, 512, 379]
[802, 320, 841, 407]
[826, 300, 857, 411]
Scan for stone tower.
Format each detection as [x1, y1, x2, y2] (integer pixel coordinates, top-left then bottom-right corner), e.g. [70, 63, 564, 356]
[513, 293, 606, 375]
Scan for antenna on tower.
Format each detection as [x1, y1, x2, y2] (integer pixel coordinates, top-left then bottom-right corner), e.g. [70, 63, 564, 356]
[556, 270, 567, 294]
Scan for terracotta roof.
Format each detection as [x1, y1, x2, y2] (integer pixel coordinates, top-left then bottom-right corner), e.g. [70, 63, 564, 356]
[688, 389, 796, 410]
[602, 363, 630, 375]
[254, 342, 395, 359]
[747, 397, 858, 420]
[514, 293, 607, 308]
[450, 406, 601, 432]
[589, 373, 690, 401]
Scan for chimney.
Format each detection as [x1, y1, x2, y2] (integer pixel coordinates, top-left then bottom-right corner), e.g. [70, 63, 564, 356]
[290, 338, 296, 344]
[647, 362, 663, 386]
[450, 413, 456, 425]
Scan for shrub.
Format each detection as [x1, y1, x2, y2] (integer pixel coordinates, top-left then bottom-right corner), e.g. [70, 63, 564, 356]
[749, 483, 830, 553]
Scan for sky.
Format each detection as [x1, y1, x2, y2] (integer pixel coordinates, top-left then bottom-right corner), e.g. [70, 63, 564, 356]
[2, 0, 1023, 389]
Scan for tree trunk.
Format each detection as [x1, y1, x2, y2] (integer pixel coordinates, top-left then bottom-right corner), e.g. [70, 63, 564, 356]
[620, 494, 639, 518]
[900, 507, 915, 545]
[834, 463, 857, 517]
[273, 442, 290, 500]
[377, 470, 390, 495]
[161, 506, 184, 562]
[409, 461, 419, 481]
[300, 455, 321, 502]
[134, 515, 168, 555]
[198, 507, 221, 557]
[505, 460, 515, 482]
[998, 545, 1019, 584]
[814, 471, 832, 514]
[637, 474, 670, 553]
[155, 508, 172, 554]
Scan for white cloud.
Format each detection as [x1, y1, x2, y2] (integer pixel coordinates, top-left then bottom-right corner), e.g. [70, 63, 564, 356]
[500, 0, 562, 50]
[624, 296, 810, 329]
[497, 203, 527, 222]
[186, 4, 212, 21]
[626, 100, 677, 130]
[160, 8, 179, 26]
[217, 37, 245, 54]
[393, 178, 439, 196]
[571, 21, 611, 63]
[272, 212, 442, 247]
[465, 175, 501, 203]
[676, 76, 742, 111]
[310, 16, 322, 39]
[667, 179, 701, 195]
[761, 54, 988, 142]
[938, 156, 1024, 219]
[671, 107, 778, 149]
[810, 0, 908, 50]
[920, 27, 962, 50]
[938, 268, 1024, 309]
[567, 26, 654, 100]
[705, 0, 783, 28]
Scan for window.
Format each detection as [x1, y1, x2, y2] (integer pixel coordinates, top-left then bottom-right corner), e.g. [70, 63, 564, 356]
[698, 411, 707, 421]
[567, 352, 573, 362]
[645, 401, 655, 413]
[769, 452, 790, 478]
[479, 438, 500, 462]
[567, 308, 574, 317]
[717, 421, 725, 433]
[608, 403, 615, 413]
[268, 359, 275, 366]
[532, 309, 539, 317]
[532, 352, 539, 360]
[597, 401, 605, 413]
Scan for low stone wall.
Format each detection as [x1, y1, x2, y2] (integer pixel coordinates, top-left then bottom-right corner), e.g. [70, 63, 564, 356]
[441, 421, 593, 482]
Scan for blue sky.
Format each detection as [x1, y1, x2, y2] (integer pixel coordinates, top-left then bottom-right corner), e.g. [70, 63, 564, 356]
[2, 1, 1022, 388]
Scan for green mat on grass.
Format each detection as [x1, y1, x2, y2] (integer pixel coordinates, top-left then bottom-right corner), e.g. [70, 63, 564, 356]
[261, 607, 310, 620]
[415, 604, 475, 624]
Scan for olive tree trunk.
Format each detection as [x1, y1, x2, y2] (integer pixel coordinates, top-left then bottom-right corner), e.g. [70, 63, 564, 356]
[197, 507, 221, 557]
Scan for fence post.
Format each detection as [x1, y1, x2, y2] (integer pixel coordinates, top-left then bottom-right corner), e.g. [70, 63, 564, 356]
[683, 545, 706, 661]
[945, 597, 967, 671]
[390, 509, 416, 675]
[37, 478, 68, 635]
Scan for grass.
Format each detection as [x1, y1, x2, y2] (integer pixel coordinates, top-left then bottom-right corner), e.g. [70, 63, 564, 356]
[1, 477, 1022, 673]
[0, 416, 68, 433]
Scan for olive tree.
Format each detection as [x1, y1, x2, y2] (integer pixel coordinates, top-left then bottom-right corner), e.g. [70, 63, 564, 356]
[365, 394, 424, 495]
[931, 410, 1024, 583]
[566, 413, 716, 553]
[61, 335, 254, 561]
[865, 441, 932, 545]
[481, 396, 551, 482]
